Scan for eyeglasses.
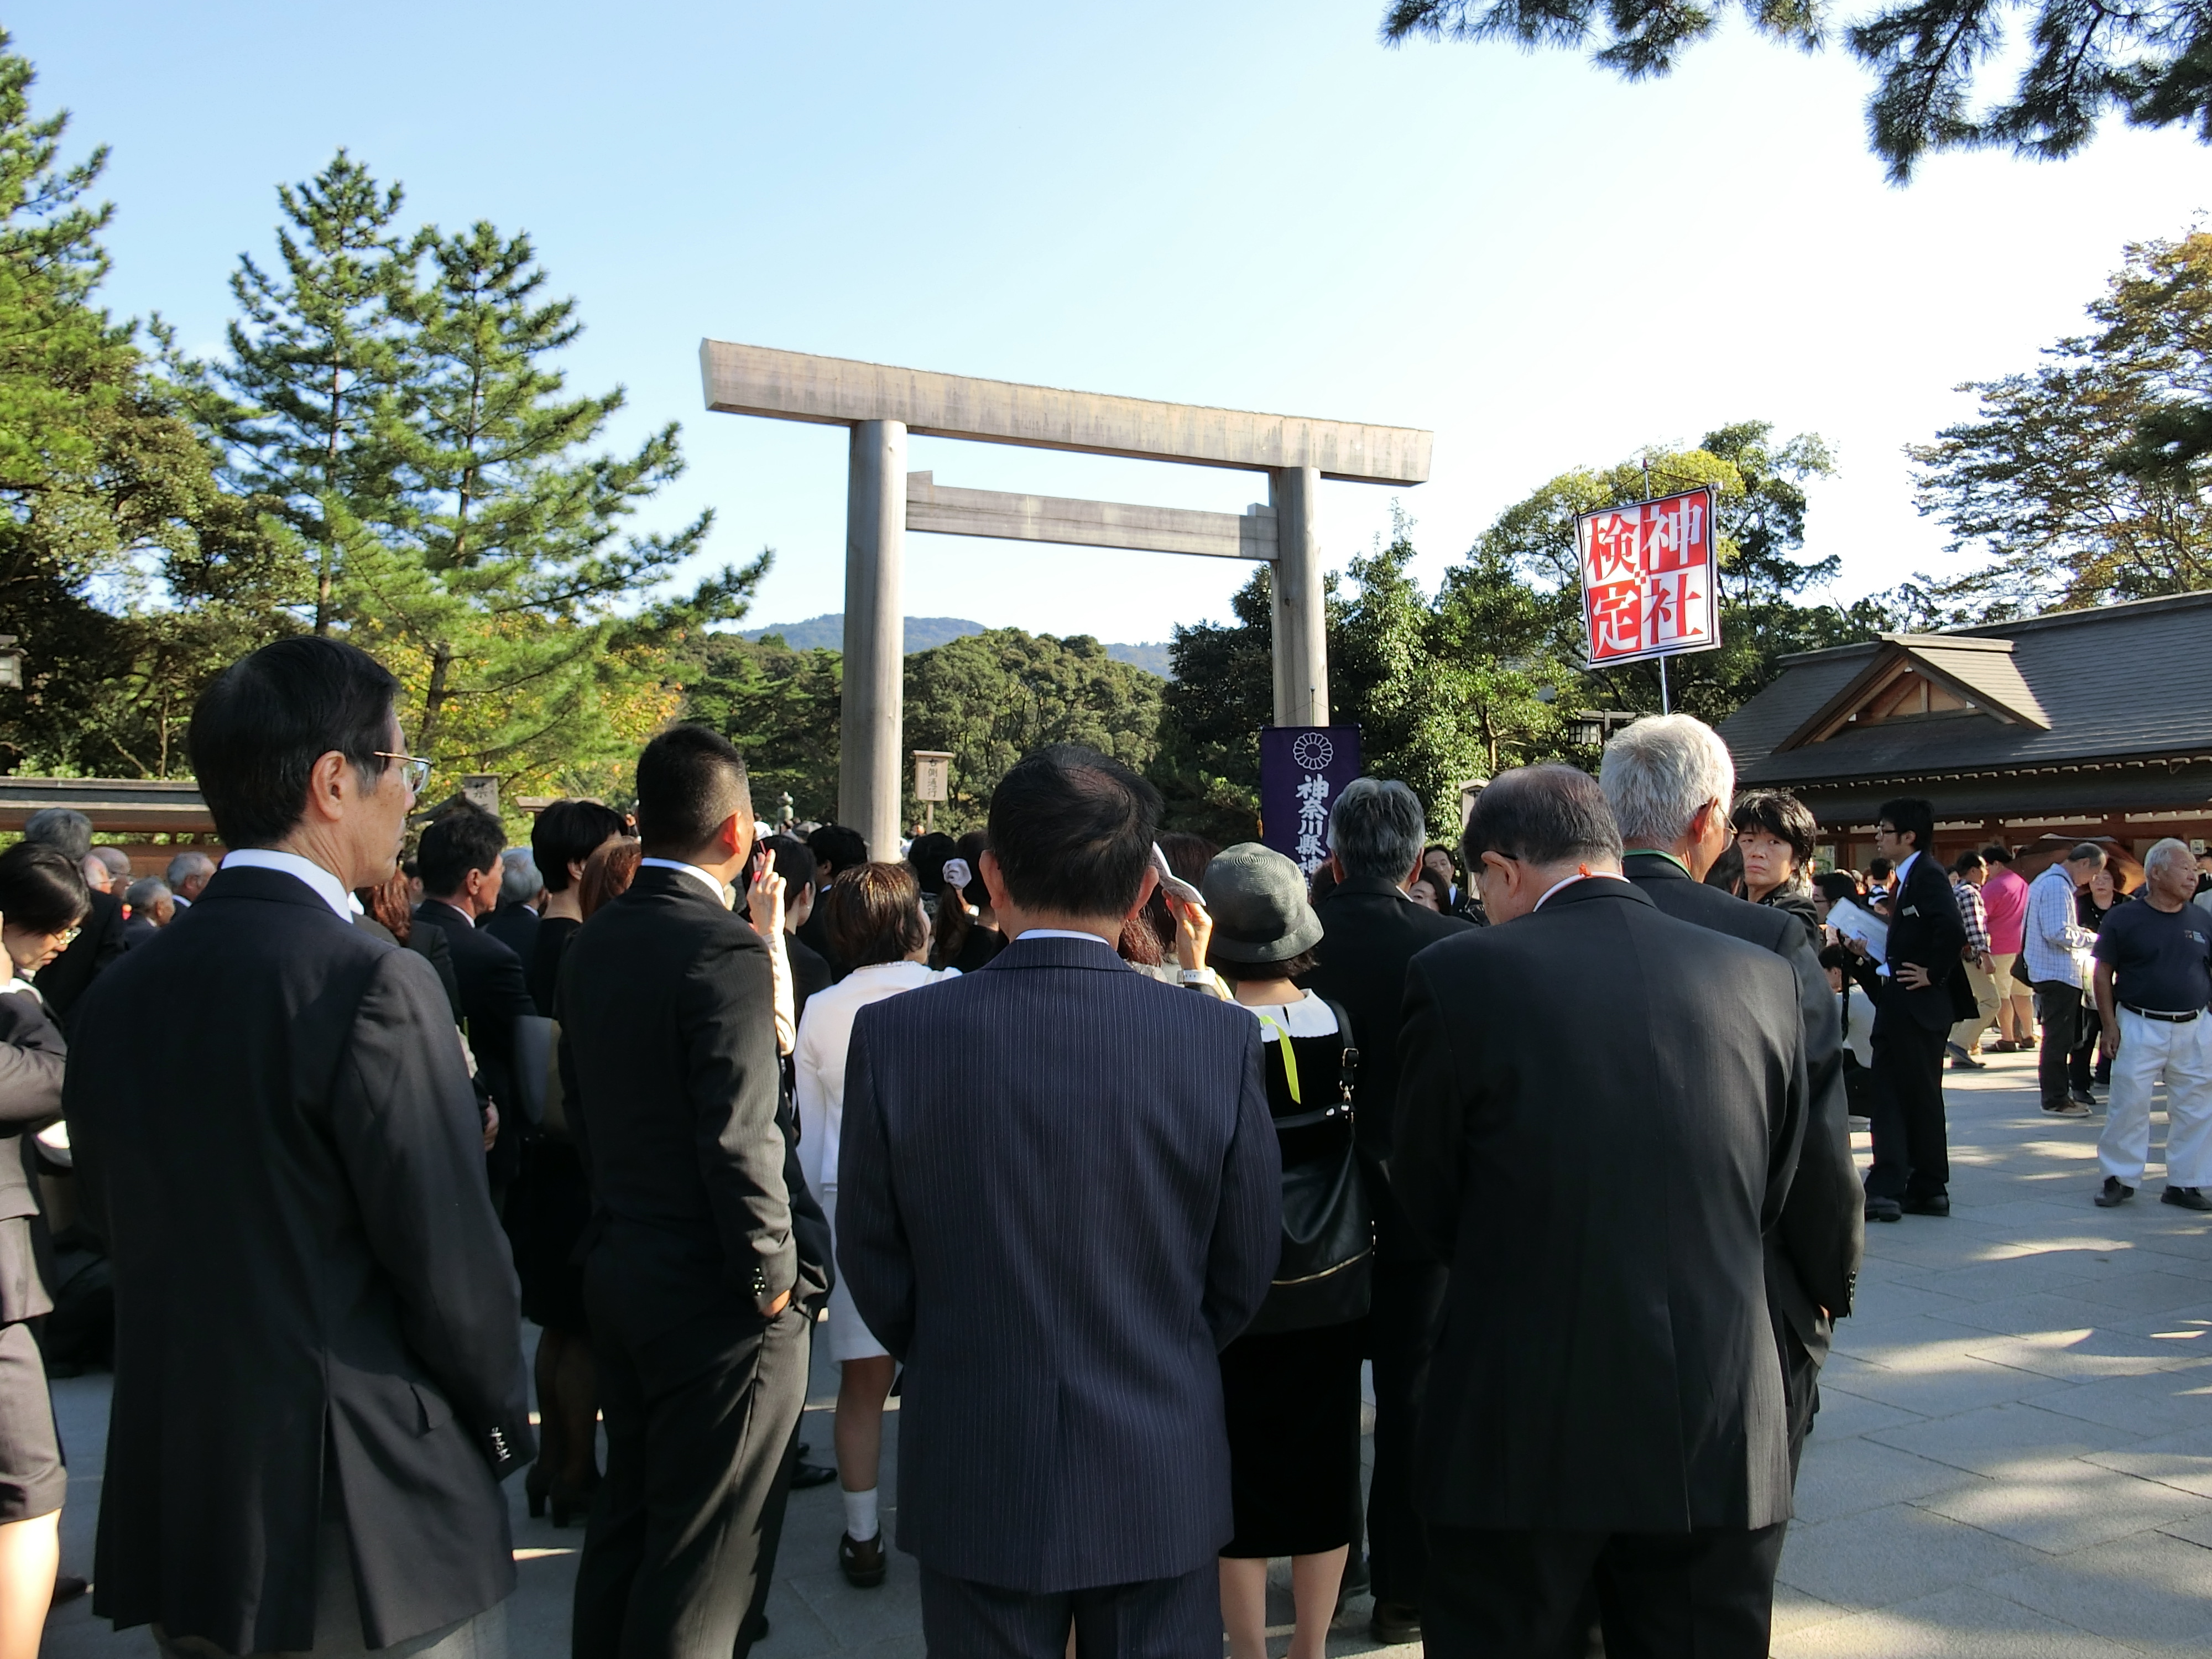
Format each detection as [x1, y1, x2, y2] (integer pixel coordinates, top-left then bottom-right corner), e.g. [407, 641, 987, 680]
[53, 926, 79, 950]
[373, 752, 432, 795]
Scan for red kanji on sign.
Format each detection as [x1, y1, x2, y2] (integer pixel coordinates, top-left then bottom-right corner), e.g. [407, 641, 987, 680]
[1574, 487, 1721, 667]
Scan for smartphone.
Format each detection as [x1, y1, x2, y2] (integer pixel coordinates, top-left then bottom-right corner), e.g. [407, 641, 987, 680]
[1151, 843, 1206, 907]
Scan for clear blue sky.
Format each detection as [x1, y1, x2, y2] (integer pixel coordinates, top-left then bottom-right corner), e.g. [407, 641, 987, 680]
[18, 1, 2206, 644]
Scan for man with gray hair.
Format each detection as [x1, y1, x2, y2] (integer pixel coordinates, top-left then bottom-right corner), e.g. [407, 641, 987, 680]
[19, 808, 127, 1027]
[165, 851, 216, 910]
[481, 848, 543, 961]
[2090, 838, 2212, 1209]
[1396, 764, 1807, 1657]
[1602, 714, 1861, 1484]
[122, 879, 174, 947]
[1305, 776, 1473, 1644]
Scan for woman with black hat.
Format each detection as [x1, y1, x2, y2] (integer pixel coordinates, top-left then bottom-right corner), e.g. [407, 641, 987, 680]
[1198, 843, 1369, 1659]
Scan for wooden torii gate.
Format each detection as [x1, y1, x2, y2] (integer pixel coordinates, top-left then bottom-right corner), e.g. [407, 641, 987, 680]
[700, 341, 1431, 855]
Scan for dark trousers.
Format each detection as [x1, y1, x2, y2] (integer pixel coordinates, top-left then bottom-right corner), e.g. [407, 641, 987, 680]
[1866, 999, 1950, 1201]
[1364, 1172, 1448, 1609]
[917, 1561, 1219, 1659]
[1424, 1522, 1787, 1659]
[2032, 982, 2096, 1104]
[571, 1297, 808, 1659]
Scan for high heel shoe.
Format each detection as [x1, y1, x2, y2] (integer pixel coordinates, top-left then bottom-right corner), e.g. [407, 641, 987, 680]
[549, 1472, 601, 1529]
[526, 1460, 549, 1520]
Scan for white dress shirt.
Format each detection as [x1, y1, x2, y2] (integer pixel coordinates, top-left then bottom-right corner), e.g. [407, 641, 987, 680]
[637, 857, 731, 907]
[218, 849, 356, 921]
[792, 959, 958, 1196]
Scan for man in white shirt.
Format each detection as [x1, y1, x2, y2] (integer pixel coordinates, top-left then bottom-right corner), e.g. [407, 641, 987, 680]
[2026, 844, 2105, 1117]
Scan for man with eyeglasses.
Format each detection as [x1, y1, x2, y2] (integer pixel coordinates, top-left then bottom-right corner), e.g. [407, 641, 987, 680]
[1863, 799, 1976, 1222]
[63, 638, 533, 1659]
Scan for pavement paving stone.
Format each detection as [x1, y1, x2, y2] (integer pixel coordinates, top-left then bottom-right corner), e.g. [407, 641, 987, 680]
[1867, 1401, 2150, 1477]
[1788, 1437, 1992, 1526]
[2084, 1422, 2212, 1499]
[1911, 1455, 2212, 1552]
[2031, 1361, 2212, 1436]
[1814, 1354, 2073, 1418]
[1768, 1584, 2144, 1659]
[1773, 1502, 2048, 1611]
[1956, 1327, 2211, 1383]
[1978, 1528, 2212, 1649]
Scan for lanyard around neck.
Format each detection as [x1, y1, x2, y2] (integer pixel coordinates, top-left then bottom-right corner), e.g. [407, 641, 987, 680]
[1252, 1008, 1302, 1104]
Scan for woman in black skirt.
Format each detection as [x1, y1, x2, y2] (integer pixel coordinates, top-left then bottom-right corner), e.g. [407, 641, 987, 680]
[507, 800, 630, 1524]
[0, 842, 88, 1655]
[1198, 843, 1367, 1659]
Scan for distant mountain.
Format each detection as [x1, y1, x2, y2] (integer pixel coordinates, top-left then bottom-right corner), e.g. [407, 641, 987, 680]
[739, 613, 1173, 677]
[738, 614, 984, 653]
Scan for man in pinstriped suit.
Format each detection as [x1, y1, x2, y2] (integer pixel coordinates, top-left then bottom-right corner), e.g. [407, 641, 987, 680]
[838, 745, 1281, 1658]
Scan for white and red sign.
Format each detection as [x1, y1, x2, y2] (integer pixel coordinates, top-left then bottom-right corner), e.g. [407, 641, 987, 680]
[1575, 486, 1721, 667]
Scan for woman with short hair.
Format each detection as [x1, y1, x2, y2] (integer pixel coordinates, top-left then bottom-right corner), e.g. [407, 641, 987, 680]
[1731, 789, 1821, 943]
[0, 842, 90, 1655]
[791, 863, 959, 1589]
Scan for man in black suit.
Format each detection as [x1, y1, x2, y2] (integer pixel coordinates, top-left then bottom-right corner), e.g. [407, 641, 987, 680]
[758, 834, 832, 1025]
[1303, 776, 1472, 1645]
[558, 724, 817, 1659]
[17, 809, 127, 1031]
[415, 807, 536, 1192]
[838, 744, 1280, 1658]
[1865, 796, 1975, 1220]
[482, 848, 543, 961]
[800, 823, 866, 980]
[1601, 714, 1863, 1477]
[1395, 765, 1807, 1659]
[67, 638, 533, 1656]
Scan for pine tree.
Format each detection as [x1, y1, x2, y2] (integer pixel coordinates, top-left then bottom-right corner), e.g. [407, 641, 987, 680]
[220, 150, 413, 634]
[353, 220, 757, 795]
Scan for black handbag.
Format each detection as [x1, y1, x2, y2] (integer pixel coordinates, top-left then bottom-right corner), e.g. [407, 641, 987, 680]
[1244, 1000, 1374, 1335]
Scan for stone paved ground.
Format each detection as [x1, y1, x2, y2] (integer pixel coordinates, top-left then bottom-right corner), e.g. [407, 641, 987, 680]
[39, 1045, 2212, 1657]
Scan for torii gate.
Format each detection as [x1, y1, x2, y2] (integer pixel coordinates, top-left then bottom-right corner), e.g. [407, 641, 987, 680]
[700, 341, 1431, 857]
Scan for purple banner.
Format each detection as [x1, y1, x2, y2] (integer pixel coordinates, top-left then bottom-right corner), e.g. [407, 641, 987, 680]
[1260, 726, 1363, 875]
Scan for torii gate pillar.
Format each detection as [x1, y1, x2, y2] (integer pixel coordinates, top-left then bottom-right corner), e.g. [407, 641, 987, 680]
[701, 341, 1429, 859]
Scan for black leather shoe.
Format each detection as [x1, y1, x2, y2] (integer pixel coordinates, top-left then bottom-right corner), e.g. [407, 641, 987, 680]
[1371, 1601, 1422, 1644]
[2096, 1176, 2135, 1207]
[2070, 1087, 2098, 1107]
[741, 1613, 769, 1644]
[2162, 1185, 2212, 1212]
[1901, 1193, 1950, 1217]
[1865, 1196, 1903, 1223]
[791, 1459, 839, 1490]
[2043, 1099, 2091, 1117]
[840, 1531, 888, 1588]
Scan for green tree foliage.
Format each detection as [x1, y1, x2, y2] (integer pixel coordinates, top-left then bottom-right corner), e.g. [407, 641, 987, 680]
[903, 630, 1164, 833]
[1381, 0, 2212, 182]
[348, 218, 750, 792]
[681, 632, 843, 823]
[0, 35, 291, 777]
[1155, 569, 1280, 843]
[218, 151, 411, 634]
[1908, 232, 2212, 614]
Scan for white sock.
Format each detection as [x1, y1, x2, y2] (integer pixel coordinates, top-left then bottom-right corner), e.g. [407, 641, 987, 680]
[842, 1484, 879, 1542]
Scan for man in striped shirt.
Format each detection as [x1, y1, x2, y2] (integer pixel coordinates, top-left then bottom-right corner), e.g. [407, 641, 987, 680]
[1947, 853, 2000, 1070]
[2026, 844, 2106, 1117]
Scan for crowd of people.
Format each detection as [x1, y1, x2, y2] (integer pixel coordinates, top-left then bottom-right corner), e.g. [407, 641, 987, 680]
[0, 637, 2205, 1659]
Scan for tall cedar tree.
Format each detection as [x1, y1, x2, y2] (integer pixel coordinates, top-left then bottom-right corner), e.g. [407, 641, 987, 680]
[220, 151, 411, 634]
[356, 220, 759, 794]
[0, 33, 290, 777]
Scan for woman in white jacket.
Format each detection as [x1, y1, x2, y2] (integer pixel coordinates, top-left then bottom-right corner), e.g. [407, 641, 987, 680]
[792, 861, 959, 1589]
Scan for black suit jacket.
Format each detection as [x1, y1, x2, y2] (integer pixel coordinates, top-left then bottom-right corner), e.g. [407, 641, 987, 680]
[838, 935, 1280, 1592]
[1881, 852, 1975, 1032]
[556, 868, 807, 1342]
[0, 989, 61, 1323]
[482, 901, 540, 962]
[787, 931, 832, 1029]
[1395, 879, 1807, 1532]
[1623, 854, 1863, 1355]
[66, 867, 531, 1653]
[1305, 875, 1474, 1165]
[34, 884, 125, 1030]
[415, 901, 535, 1183]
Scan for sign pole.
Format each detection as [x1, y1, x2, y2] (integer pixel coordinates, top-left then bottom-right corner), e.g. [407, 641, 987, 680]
[1659, 655, 1671, 715]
